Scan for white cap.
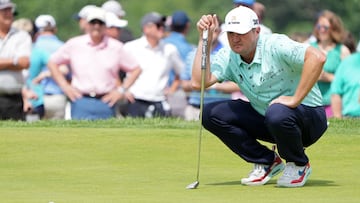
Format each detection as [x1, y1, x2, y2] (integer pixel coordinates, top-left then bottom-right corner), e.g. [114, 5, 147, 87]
[35, 14, 56, 29]
[223, 6, 259, 34]
[0, 0, 15, 11]
[106, 12, 128, 28]
[77, 5, 97, 19]
[101, 0, 126, 17]
[86, 7, 106, 23]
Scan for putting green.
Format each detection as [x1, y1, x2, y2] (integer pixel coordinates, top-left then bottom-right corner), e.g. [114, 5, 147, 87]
[0, 118, 359, 202]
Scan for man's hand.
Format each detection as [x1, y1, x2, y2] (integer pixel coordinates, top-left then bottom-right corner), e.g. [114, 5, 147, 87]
[270, 95, 299, 108]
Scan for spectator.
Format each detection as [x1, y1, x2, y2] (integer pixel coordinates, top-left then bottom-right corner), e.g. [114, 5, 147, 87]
[48, 7, 141, 120]
[163, 10, 195, 118]
[310, 10, 351, 118]
[105, 11, 127, 40]
[0, 0, 32, 121]
[101, 0, 134, 43]
[343, 30, 357, 54]
[12, 18, 48, 121]
[74, 4, 97, 34]
[33, 14, 69, 120]
[181, 15, 239, 121]
[123, 12, 184, 118]
[331, 51, 360, 118]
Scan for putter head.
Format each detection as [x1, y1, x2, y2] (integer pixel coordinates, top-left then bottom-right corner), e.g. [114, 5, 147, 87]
[186, 181, 199, 189]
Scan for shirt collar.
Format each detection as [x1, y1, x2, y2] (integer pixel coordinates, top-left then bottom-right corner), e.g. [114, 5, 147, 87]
[85, 34, 108, 49]
[139, 35, 164, 50]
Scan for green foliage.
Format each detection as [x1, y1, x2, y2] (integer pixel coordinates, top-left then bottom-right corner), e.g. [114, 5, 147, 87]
[12, 0, 360, 43]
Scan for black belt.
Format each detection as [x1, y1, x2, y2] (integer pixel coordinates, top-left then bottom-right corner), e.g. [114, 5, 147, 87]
[0, 93, 22, 97]
[83, 93, 106, 99]
[190, 103, 200, 108]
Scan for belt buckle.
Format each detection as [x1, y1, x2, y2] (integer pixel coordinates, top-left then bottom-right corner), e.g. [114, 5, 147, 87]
[89, 92, 97, 97]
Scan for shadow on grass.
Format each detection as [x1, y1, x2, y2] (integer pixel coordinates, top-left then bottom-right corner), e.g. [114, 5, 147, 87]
[206, 179, 338, 187]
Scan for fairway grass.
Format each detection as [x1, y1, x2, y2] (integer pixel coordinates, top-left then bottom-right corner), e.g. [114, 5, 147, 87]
[0, 118, 359, 203]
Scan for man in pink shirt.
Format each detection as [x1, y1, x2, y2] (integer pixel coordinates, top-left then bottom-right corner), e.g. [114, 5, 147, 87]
[48, 7, 141, 120]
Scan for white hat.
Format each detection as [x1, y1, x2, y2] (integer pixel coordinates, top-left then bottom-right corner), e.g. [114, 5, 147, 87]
[105, 12, 128, 28]
[35, 14, 56, 29]
[86, 7, 106, 23]
[0, 0, 15, 10]
[223, 6, 259, 34]
[101, 0, 126, 17]
[77, 5, 97, 19]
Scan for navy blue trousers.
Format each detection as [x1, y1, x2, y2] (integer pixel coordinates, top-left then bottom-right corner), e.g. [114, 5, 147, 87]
[202, 99, 328, 166]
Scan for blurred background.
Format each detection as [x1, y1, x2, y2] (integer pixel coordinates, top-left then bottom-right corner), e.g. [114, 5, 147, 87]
[12, 0, 360, 43]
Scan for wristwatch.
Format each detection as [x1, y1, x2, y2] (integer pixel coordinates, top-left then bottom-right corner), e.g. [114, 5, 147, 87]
[117, 86, 127, 94]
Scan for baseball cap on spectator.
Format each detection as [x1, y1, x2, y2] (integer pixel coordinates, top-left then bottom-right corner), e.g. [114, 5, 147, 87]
[35, 15, 56, 30]
[233, 0, 255, 7]
[105, 12, 128, 28]
[223, 6, 259, 34]
[74, 5, 97, 20]
[87, 7, 107, 23]
[171, 10, 190, 26]
[102, 0, 126, 17]
[0, 0, 15, 12]
[141, 12, 166, 27]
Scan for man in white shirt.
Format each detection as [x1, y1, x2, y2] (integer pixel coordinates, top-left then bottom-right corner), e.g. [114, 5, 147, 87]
[0, 0, 32, 120]
[123, 12, 184, 118]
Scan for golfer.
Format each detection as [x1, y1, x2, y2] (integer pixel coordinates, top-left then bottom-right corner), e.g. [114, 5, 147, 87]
[192, 6, 328, 187]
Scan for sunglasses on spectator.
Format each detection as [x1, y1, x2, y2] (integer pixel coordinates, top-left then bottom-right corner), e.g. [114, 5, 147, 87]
[155, 22, 165, 29]
[89, 20, 105, 26]
[316, 24, 330, 31]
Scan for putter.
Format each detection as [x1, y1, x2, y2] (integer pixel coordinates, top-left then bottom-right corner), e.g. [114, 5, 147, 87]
[186, 30, 208, 190]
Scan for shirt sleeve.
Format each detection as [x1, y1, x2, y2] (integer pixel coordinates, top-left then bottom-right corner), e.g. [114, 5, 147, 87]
[49, 39, 72, 65]
[181, 49, 196, 80]
[211, 48, 232, 82]
[169, 44, 184, 75]
[118, 48, 140, 72]
[15, 31, 32, 58]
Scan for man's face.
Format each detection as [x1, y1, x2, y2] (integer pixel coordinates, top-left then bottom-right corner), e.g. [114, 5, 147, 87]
[0, 7, 14, 27]
[143, 22, 165, 40]
[88, 19, 106, 38]
[227, 28, 259, 55]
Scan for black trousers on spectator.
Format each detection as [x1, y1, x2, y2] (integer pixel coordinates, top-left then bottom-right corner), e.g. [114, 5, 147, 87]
[125, 99, 170, 118]
[0, 93, 25, 121]
[202, 99, 327, 166]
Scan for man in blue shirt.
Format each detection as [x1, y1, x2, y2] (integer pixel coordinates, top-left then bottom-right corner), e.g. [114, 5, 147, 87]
[33, 14, 67, 119]
[192, 6, 327, 187]
[163, 10, 195, 118]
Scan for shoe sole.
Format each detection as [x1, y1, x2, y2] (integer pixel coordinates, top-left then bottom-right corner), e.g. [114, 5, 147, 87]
[277, 167, 312, 187]
[241, 162, 285, 186]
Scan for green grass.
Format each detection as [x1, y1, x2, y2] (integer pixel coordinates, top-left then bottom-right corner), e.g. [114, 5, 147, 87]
[0, 118, 359, 203]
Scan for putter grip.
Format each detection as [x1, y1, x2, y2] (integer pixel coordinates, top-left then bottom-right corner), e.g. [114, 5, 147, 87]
[201, 30, 208, 70]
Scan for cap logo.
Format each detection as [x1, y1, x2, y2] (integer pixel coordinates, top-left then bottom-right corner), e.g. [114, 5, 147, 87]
[228, 15, 240, 25]
[253, 19, 259, 25]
